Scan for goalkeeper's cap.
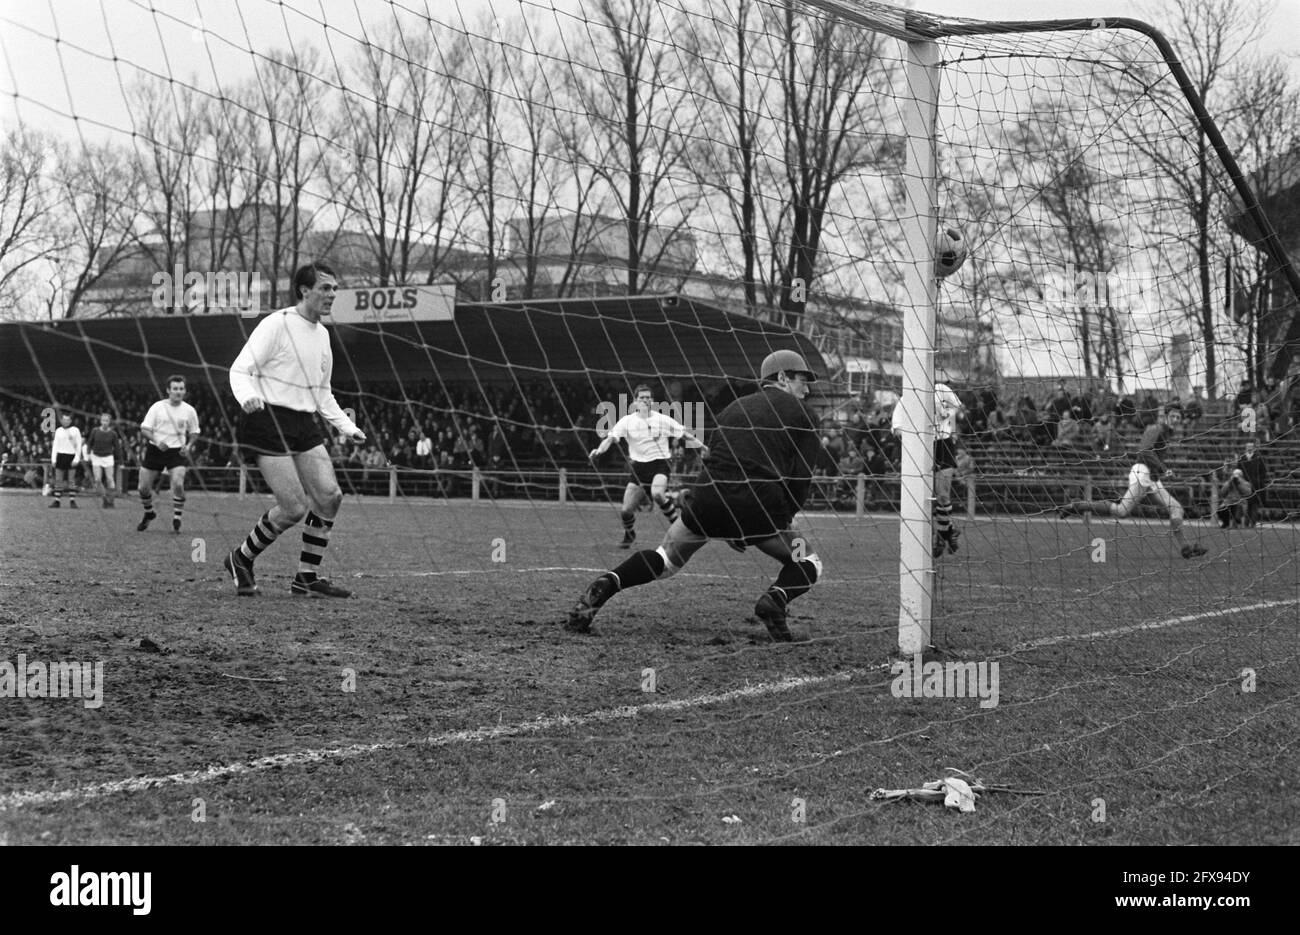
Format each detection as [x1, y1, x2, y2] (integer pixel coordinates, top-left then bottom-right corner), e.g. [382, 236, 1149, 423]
[760, 349, 817, 383]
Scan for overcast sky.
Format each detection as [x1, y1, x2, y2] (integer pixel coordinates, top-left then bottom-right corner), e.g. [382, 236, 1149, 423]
[1, 0, 1296, 140]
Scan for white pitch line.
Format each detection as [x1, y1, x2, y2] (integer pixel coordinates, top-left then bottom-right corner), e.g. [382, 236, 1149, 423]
[4, 596, 1293, 812]
[0, 670, 863, 811]
[1014, 598, 1300, 651]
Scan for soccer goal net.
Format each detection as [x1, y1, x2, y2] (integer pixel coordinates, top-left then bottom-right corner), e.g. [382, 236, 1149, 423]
[1, 0, 1297, 845]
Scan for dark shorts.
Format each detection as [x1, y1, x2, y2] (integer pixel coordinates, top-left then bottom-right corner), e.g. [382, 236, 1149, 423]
[935, 437, 958, 472]
[54, 453, 75, 471]
[237, 404, 326, 460]
[142, 444, 186, 472]
[680, 474, 793, 546]
[630, 459, 671, 497]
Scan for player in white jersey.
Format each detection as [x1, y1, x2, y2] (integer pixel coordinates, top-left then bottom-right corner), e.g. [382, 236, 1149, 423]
[223, 262, 367, 598]
[589, 384, 708, 549]
[49, 413, 83, 509]
[137, 375, 201, 532]
[1059, 411, 1207, 559]
[892, 380, 964, 559]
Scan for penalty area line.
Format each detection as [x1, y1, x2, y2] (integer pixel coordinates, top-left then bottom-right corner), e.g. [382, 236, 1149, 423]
[1015, 598, 1300, 651]
[0, 670, 865, 811]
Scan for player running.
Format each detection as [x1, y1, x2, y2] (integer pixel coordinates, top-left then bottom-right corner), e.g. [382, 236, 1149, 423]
[48, 412, 83, 509]
[83, 412, 122, 508]
[567, 350, 823, 642]
[1058, 410, 1207, 559]
[589, 384, 708, 549]
[137, 376, 200, 532]
[223, 261, 367, 597]
[892, 380, 964, 559]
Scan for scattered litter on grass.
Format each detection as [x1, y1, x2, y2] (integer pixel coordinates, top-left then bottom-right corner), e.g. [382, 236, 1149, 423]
[870, 768, 1047, 813]
[537, 800, 557, 811]
[722, 814, 742, 824]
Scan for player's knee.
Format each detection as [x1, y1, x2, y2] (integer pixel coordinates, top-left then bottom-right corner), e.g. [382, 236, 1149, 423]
[280, 501, 309, 525]
[654, 546, 682, 579]
[319, 487, 343, 515]
[801, 552, 823, 582]
[620, 509, 635, 522]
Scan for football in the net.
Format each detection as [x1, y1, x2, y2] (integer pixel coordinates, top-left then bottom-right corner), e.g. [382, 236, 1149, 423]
[935, 226, 967, 279]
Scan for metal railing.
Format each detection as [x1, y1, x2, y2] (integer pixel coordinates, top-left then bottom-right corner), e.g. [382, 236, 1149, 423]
[5, 461, 1298, 520]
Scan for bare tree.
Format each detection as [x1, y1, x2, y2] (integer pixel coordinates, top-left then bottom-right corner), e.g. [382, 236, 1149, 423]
[1223, 54, 1300, 388]
[48, 139, 144, 318]
[566, 0, 702, 294]
[761, 1, 898, 328]
[0, 127, 58, 316]
[128, 77, 203, 289]
[330, 19, 470, 286]
[243, 47, 331, 304]
[1111, 0, 1273, 398]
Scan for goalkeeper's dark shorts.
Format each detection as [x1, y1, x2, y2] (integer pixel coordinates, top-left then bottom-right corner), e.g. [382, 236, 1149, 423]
[680, 473, 794, 546]
[237, 404, 326, 461]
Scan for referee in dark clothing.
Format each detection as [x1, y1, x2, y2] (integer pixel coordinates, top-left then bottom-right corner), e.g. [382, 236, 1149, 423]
[565, 350, 824, 642]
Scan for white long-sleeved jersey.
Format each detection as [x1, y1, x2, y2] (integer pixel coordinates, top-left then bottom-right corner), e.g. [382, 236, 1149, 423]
[51, 426, 83, 459]
[891, 382, 963, 440]
[229, 308, 359, 436]
[607, 412, 689, 462]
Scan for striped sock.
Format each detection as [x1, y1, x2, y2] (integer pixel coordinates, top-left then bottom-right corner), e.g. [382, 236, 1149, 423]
[935, 502, 953, 537]
[620, 510, 635, 532]
[172, 494, 184, 525]
[53, 484, 62, 504]
[298, 512, 334, 578]
[140, 490, 153, 515]
[238, 511, 281, 564]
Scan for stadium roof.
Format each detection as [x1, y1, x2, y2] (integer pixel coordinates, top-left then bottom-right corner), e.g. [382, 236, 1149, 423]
[0, 295, 829, 394]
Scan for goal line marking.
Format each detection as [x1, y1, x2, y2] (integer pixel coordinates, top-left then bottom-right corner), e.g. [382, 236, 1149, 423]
[2, 598, 1291, 811]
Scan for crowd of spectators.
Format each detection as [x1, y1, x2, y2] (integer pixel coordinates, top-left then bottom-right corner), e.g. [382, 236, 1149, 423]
[0, 377, 727, 487]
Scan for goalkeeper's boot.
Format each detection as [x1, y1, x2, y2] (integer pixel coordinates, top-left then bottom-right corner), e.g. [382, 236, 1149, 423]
[136, 510, 156, 531]
[932, 531, 946, 560]
[565, 575, 617, 634]
[753, 592, 808, 643]
[619, 528, 636, 550]
[291, 573, 352, 598]
[1180, 543, 1207, 560]
[944, 527, 960, 555]
[172, 519, 182, 533]
[223, 550, 260, 597]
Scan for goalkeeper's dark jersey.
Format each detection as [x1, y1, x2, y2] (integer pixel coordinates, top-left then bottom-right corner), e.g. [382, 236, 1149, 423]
[702, 386, 821, 512]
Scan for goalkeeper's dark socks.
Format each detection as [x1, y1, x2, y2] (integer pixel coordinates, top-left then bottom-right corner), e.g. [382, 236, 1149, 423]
[608, 549, 665, 590]
[298, 512, 334, 576]
[767, 558, 821, 606]
[239, 511, 282, 564]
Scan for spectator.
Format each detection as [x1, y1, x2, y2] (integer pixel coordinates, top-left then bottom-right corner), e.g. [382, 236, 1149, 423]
[1216, 467, 1252, 529]
[1234, 379, 1254, 408]
[1093, 413, 1119, 453]
[1238, 441, 1269, 526]
[415, 430, 434, 469]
